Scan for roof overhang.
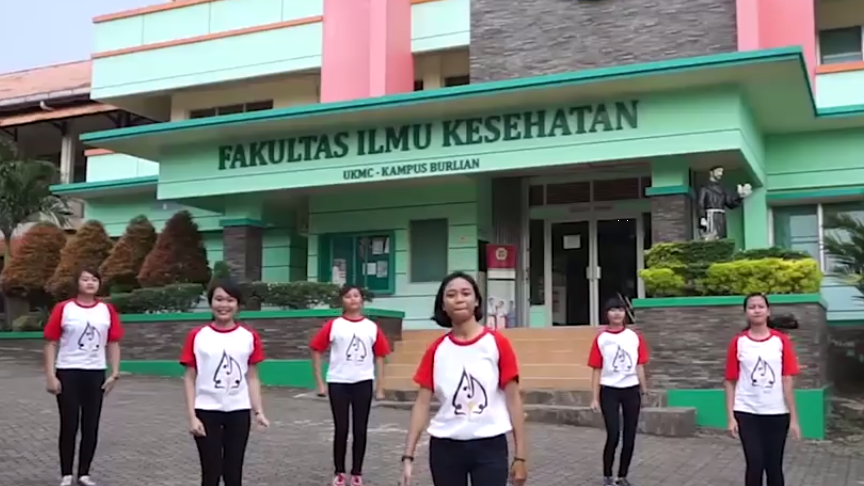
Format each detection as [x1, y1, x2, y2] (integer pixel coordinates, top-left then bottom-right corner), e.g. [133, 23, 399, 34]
[50, 176, 157, 198]
[0, 103, 117, 128]
[80, 47, 864, 162]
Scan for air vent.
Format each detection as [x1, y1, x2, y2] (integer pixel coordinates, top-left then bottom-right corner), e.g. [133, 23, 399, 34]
[593, 178, 640, 202]
[546, 181, 590, 205]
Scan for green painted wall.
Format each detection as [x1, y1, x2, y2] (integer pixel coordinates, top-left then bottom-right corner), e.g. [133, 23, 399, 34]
[816, 71, 864, 109]
[120, 359, 326, 389]
[86, 153, 158, 182]
[308, 180, 480, 329]
[666, 387, 828, 440]
[86, 195, 223, 235]
[766, 128, 864, 192]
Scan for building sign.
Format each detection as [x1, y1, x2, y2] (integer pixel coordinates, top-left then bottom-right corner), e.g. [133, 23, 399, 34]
[217, 100, 639, 171]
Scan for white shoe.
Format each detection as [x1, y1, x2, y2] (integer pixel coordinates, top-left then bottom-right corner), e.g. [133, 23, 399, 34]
[60, 476, 73, 486]
[78, 476, 97, 486]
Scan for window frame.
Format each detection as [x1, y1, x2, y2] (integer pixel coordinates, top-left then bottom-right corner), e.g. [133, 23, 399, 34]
[188, 100, 274, 120]
[316, 230, 397, 296]
[817, 26, 864, 65]
[408, 218, 449, 283]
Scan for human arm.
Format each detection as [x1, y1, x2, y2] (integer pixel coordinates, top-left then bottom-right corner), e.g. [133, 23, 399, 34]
[42, 303, 64, 394]
[587, 334, 603, 410]
[373, 326, 392, 400]
[105, 304, 125, 380]
[781, 334, 801, 439]
[403, 387, 433, 460]
[636, 333, 649, 395]
[309, 321, 334, 395]
[724, 337, 740, 437]
[179, 328, 205, 435]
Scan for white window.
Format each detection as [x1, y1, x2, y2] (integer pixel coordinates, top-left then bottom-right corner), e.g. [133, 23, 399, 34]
[188, 100, 273, 119]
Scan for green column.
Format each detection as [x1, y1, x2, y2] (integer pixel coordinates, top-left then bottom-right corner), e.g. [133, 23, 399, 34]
[742, 186, 769, 249]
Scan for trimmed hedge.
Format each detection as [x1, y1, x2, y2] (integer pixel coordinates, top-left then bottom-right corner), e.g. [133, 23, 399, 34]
[46, 220, 114, 300]
[138, 210, 210, 288]
[0, 222, 66, 298]
[100, 215, 157, 293]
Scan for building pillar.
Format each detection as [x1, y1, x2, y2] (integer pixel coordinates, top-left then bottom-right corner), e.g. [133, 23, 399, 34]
[742, 186, 769, 249]
[647, 159, 693, 244]
[220, 218, 265, 283]
[59, 132, 77, 184]
[736, 0, 816, 83]
[320, 0, 413, 102]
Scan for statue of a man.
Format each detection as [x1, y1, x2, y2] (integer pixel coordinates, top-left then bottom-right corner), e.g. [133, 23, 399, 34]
[698, 166, 752, 240]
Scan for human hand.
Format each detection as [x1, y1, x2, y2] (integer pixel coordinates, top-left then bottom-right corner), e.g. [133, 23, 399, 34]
[255, 412, 270, 429]
[510, 458, 528, 486]
[737, 183, 752, 198]
[46, 375, 62, 395]
[728, 416, 738, 439]
[700, 217, 708, 228]
[789, 420, 801, 440]
[401, 458, 413, 486]
[375, 388, 386, 401]
[189, 417, 206, 437]
[590, 399, 600, 413]
[316, 383, 327, 397]
[102, 374, 118, 395]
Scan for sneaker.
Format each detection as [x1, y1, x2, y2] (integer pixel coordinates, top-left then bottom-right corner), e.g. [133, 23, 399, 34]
[60, 477, 74, 486]
[78, 476, 97, 486]
[350, 476, 364, 486]
[332, 474, 346, 486]
[602, 478, 615, 486]
[617, 479, 633, 486]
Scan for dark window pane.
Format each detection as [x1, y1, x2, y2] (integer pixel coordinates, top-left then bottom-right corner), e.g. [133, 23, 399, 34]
[245, 100, 274, 112]
[410, 219, 448, 282]
[819, 28, 863, 64]
[444, 75, 470, 87]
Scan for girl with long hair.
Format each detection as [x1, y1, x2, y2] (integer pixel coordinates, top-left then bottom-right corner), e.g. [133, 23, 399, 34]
[588, 297, 649, 486]
[180, 278, 270, 486]
[310, 284, 391, 486]
[401, 271, 527, 486]
[43, 268, 124, 486]
[725, 293, 801, 486]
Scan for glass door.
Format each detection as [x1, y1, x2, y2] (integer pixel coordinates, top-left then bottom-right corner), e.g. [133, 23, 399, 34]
[547, 221, 591, 325]
[595, 218, 639, 325]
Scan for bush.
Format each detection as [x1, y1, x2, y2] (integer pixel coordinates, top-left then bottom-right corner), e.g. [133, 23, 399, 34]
[100, 215, 157, 293]
[0, 222, 66, 298]
[11, 311, 46, 332]
[639, 268, 687, 297]
[701, 258, 822, 296]
[106, 283, 204, 314]
[138, 210, 211, 288]
[253, 281, 373, 309]
[46, 220, 114, 300]
[645, 239, 736, 268]
[733, 248, 811, 261]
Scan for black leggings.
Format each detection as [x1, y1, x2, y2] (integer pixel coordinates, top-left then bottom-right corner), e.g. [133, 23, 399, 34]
[600, 385, 642, 478]
[194, 409, 252, 486]
[735, 411, 790, 486]
[56, 369, 105, 477]
[328, 380, 373, 475]
[429, 434, 509, 486]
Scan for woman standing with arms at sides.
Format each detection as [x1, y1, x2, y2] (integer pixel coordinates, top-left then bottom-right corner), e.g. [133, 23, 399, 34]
[725, 293, 801, 486]
[310, 284, 391, 486]
[401, 271, 528, 486]
[179, 279, 270, 486]
[43, 268, 124, 486]
[588, 297, 649, 486]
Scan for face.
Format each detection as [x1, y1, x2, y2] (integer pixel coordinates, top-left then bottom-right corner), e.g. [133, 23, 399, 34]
[77, 272, 100, 296]
[745, 296, 770, 324]
[607, 307, 626, 325]
[443, 277, 478, 323]
[210, 287, 239, 321]
[341, 288, 363, 312]
[710, 167, 724, 180]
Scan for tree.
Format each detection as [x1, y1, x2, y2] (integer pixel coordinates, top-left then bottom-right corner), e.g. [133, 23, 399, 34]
[46, 220, 115, 300]
[138, 210, 211, 288]
[0, 137, 70, 260]
[824, 210, 864, 301]
[100, 215, 157, 293]
[0, 222, 66, 300]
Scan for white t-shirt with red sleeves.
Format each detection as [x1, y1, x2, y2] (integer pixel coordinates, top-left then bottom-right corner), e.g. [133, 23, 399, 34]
[414, 329, 519, 441]
[44, 299, 124, 370]
[725, 329, 799, 415]
[180, 324, 265, 412]
[309, 316, 391, 384]
[588, 327, 649, 388]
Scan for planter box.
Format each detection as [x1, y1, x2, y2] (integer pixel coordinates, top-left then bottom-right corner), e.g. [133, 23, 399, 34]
[631, 294, 828, 390]
[120, 308, 404, 361]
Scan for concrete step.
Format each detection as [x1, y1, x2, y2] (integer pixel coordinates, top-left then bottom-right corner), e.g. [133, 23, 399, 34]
[373, 401, 697, 438]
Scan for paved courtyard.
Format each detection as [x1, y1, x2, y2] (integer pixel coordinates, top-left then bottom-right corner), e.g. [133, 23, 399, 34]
[0, 359, 862, 486]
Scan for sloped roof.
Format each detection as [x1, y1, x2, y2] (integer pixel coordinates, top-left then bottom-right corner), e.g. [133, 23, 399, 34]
[0, 60, 92, 107]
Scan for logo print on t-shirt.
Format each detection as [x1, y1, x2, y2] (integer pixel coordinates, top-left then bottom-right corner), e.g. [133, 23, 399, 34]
[345, 334, 368, 362]
[213, 351, 243, 393]
[611, 345, 634, 372]
[452, 367, 488, 416]
[77, 322, 101, 353]
[750, 357, 776, 388]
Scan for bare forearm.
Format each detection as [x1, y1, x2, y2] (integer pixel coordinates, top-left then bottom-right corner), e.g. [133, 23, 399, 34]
[505, 383, 527, 458]
[107, 342, 121, 377]
[724, 380, 736, 420]
[311, 352, 325, 385]
[591, 369, 601, 401]
[404, 390, 432, 456]
[783, 377, 798, 421]
[248, 367, 264, 414]
[183, 369, 198, 421]
[636, 365, 648, 392]
[43, 342, 57, 378]
[375, 357, 385, 391]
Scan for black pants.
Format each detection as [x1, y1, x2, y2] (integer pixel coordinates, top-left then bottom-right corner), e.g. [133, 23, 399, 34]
[600, 385, 642, 478]
[429, 434, 509, 486]
[328, 380, 373, 475]
[735, 411, 790, 486]
[56, 369, 105, 477]
[194, 409, 252, 486]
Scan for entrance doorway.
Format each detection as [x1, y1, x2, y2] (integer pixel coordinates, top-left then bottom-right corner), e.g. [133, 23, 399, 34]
[543, 214, 648, 326]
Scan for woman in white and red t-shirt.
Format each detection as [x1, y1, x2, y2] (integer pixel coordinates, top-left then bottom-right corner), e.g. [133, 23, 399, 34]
[43, 268, 124, 486]
[179, 279, 269, 486]
[310, 285, 391, 486]
[587, 297, 649, 486]
[401, 271, 527, 486]
[725, 293, 801, 486]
